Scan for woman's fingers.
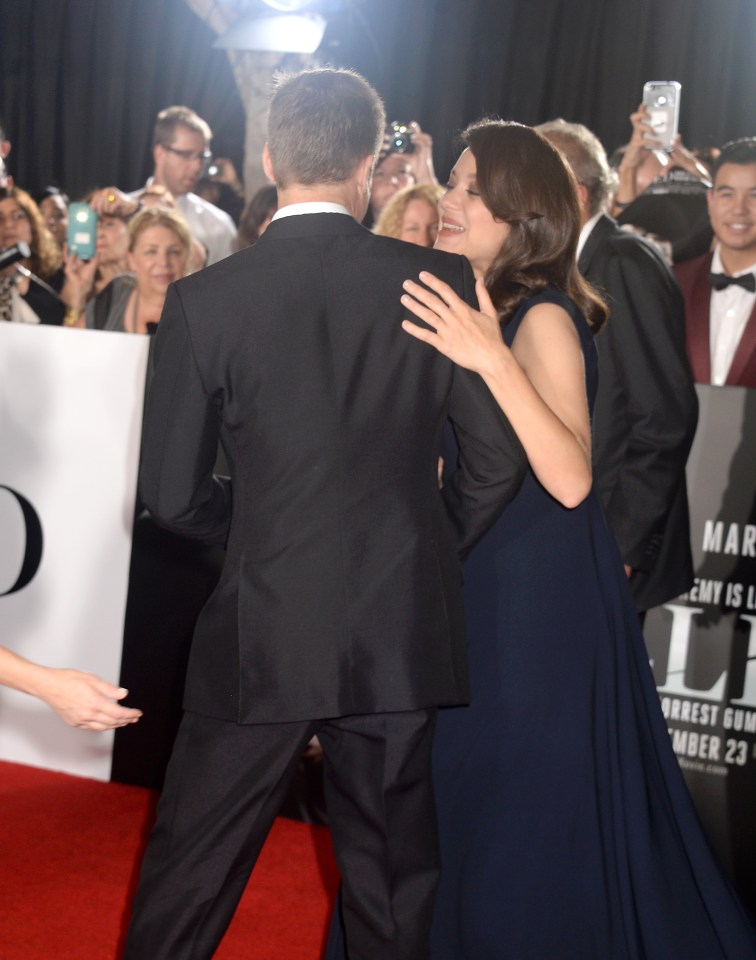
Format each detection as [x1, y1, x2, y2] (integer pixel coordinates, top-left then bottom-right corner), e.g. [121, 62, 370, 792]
[475, 276, 497, 318]
[401, 317, 438, 346]
[401, 288, 442, 330]
[417, 270, 461, 308]
[402, 277, 448, 315]
[401, 272, 470, 334]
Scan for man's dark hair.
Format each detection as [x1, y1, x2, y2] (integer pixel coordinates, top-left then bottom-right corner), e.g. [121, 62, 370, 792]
[153, 106, 212, 149]
[711, 137, 756, 180]
[267, 68, 385, 189]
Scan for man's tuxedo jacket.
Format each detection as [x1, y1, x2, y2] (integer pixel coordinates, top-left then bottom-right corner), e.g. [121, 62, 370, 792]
[674, 251, 756, 388]
[579, 214, 698, 611]
[140, 212, 525, 724]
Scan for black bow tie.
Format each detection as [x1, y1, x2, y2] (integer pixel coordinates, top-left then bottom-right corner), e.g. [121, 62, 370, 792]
[709, 271, 756, 293]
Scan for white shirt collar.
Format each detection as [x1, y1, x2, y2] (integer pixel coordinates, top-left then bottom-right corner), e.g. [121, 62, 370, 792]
[708, 244, 756, 386]
[576, 212, 602, 260]
[710, 244, 756, 278]
[272, 202, 351, 221]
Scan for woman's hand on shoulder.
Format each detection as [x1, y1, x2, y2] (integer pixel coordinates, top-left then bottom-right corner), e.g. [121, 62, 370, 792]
[401, 273, 506, 376]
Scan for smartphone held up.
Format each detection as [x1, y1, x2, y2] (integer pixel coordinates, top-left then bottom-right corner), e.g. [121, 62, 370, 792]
[67, 202, 97, 260]
[642, 81, 681, 152]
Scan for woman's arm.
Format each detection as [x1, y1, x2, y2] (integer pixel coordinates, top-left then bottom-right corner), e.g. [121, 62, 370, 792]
[401, 272, 592, 508]
[61, 249, 99, 325]
[0, 645, 142, 730]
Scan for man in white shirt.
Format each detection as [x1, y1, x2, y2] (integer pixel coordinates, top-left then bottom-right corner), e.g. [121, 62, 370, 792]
[141, 106, 236, 266]
[674, 138, 756, 388]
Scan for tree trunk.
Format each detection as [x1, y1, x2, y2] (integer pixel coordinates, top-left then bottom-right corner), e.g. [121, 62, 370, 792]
[183, 0, 320, 199]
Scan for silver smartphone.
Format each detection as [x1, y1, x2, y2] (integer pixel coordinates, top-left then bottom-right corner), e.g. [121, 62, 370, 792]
[642, 81, 681, 151]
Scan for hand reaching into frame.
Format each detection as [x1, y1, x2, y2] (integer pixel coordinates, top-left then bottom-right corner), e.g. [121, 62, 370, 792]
[0, 646, 142, 731]
[88, 186, 140, 219]
[38, 668, 143, 730]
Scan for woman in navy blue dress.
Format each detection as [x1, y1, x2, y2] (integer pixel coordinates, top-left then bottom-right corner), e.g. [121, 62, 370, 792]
[325, 120, 756, 959]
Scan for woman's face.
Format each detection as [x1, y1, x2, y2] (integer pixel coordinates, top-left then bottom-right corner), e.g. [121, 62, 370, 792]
[128, 224, 188, 297]
[435, 149, 510, 278]
[39, 195, 68, 247]
[399, 198, 439, 248]
[96, 215, 130, 266]
[0, 197, 33, 250]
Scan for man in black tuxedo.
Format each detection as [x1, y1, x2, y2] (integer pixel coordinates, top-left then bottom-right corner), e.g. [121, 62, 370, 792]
[539, 120, 698, 614]
[123, 68, 525, 960]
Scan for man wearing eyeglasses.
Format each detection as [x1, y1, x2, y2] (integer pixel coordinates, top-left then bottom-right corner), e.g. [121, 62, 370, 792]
[148, 105, 236, 266]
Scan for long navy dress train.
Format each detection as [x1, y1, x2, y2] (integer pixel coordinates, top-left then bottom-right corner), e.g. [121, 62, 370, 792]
[324, 287, 756, 959]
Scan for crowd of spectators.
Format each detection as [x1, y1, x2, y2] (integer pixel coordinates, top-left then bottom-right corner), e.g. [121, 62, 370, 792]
[4, 97, 751, 385]
[2, 99, 753, 389]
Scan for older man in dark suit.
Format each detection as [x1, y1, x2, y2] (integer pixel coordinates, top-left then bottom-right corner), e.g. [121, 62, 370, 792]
[538, 120, 698, 615]
[674, 137, 756, 389]
[123, 68, 524, 960]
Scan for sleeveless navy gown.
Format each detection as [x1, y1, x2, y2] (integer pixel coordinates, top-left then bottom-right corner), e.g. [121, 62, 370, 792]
[324, 288, 756, 959]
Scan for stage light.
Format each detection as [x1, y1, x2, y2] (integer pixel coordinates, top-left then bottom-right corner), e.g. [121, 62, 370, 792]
[261, 0, 313, 10]
[213, 11, 327, 53]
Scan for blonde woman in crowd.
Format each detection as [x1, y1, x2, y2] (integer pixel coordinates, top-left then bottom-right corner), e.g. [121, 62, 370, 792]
[373, 182, 443, 248]
[65, 207, 191, 333]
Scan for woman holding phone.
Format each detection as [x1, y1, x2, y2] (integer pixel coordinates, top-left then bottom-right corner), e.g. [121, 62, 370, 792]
[64, 206, 191, 333]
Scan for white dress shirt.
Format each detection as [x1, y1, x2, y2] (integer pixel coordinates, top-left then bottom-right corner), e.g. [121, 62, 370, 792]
[576, 213, 602, 260]
[708, 245, 756, 386]
[175, 192, 236, 266]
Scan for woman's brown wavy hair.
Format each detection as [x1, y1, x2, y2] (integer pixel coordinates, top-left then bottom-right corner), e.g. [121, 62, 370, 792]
[0, 185, 63, 281]
[462, 119, 607, 332]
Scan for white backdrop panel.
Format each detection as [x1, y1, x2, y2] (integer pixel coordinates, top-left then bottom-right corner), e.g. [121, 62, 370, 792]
[0, 324, 149, 779]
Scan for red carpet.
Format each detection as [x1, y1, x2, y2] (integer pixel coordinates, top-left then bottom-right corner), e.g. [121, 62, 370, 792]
[0, 761, 339, 959]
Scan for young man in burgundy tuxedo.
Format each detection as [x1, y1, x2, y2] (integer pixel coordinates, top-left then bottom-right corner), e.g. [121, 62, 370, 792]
[674, 137, 756, 388]
[122, 68, 525, 960]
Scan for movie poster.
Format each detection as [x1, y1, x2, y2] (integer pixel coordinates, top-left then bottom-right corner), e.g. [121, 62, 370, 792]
[644, 384, 756, 910]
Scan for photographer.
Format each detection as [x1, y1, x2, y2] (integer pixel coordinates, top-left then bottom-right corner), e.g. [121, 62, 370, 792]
[367, 120, 439, 225]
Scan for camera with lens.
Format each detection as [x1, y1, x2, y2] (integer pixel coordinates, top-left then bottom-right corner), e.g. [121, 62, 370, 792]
[386, 121, 415, 155]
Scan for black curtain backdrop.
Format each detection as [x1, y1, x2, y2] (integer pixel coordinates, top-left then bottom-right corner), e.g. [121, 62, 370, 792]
[1, 0, 755, 201]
